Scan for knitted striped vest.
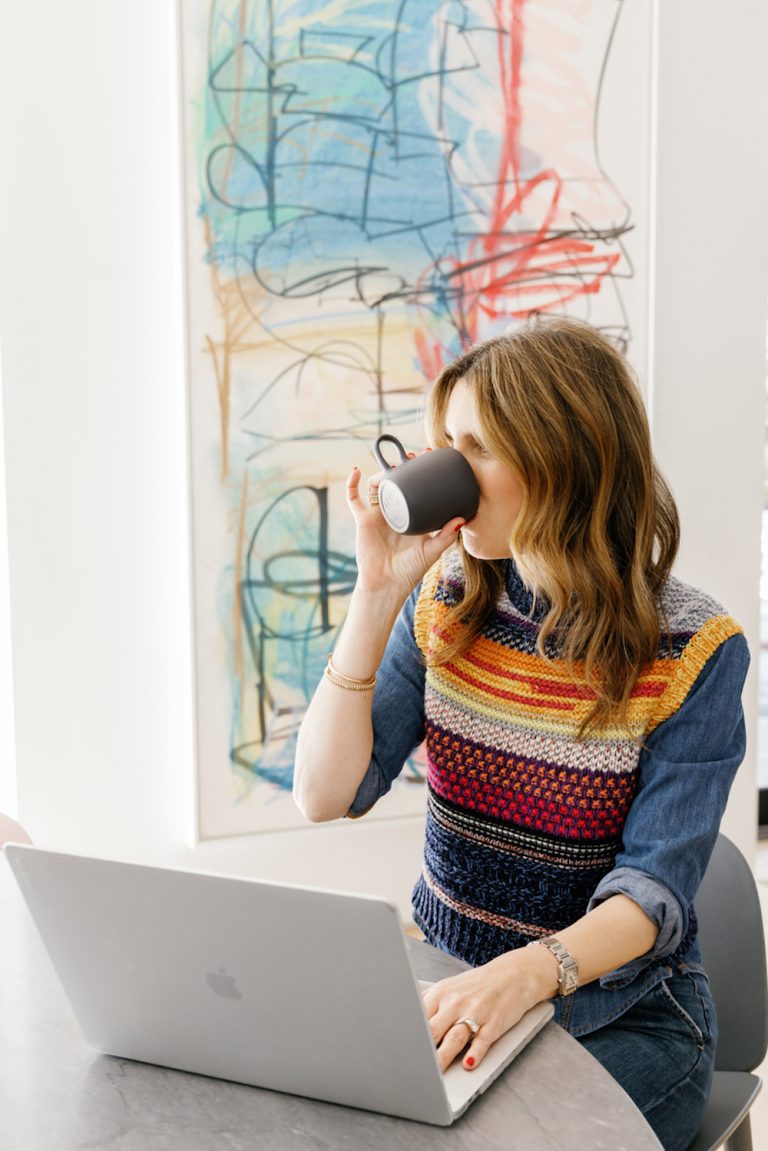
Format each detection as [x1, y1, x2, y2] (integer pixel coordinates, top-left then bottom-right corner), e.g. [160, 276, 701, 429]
[410, 551, 741, 967]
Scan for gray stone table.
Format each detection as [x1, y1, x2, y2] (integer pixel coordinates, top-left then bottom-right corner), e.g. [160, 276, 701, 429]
[0, 855, 661, 1150]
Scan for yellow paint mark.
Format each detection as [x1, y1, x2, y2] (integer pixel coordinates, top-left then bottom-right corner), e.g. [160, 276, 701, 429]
[233, 468, 249, 711]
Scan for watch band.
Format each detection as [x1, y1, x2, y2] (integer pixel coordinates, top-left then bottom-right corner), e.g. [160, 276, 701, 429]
[535, 936, 580, 997]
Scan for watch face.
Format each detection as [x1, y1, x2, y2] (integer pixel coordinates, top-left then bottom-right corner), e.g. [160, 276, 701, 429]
[537, 937, 579, 996]
[560, 962, 579, 995]
[561, 966, 580, 994]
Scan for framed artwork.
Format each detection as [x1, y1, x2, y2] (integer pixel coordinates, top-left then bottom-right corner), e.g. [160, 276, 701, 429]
[179, 0, 652, 838]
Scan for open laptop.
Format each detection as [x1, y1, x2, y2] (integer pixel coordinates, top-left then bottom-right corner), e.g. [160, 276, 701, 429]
[5, 844, 552, 1126]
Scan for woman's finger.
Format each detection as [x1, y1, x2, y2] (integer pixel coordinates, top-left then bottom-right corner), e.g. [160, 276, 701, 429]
[421, 516, 467, 565]
[345, 466, 365, 511]
[352, 466, 386, 508]
[366, 476, 382, 508]
[435, 1017, 496, 1074]
[424, 1002, 458, 1048]
[461, 1026, 495, 1071]
[436, 1014, 498, 1072]
[436, 1024, 473, 1073]
[423, 997, 492, 1072]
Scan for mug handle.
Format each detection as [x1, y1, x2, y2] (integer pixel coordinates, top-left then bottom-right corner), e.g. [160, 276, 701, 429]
[373, 434, 409, 471]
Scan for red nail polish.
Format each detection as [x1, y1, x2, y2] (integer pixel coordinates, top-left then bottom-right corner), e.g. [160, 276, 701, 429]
[466, 1056, 475, 1068]
[454, 522, 465, 532]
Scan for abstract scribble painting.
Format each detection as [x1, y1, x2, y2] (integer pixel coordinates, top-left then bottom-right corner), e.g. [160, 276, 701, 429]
[180, 0, 652, 837]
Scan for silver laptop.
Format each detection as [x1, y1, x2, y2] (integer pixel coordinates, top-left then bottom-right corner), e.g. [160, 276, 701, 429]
[6, 844, 552, 1126]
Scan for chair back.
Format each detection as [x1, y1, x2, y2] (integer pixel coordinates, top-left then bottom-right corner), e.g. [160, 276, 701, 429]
[695, 833, 768, 1071]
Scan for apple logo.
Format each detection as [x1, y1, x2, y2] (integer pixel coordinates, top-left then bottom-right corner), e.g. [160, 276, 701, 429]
[206, 967, 243, 1000]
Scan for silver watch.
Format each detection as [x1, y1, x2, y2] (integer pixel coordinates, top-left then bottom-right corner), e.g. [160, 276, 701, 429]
[535, 936, 579, 996]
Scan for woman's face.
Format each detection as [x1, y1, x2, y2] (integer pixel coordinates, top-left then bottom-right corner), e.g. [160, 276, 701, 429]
[441, 378, 525, 560]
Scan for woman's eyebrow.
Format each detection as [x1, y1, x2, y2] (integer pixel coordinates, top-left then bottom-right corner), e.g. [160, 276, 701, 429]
[445, 429, 482, 448]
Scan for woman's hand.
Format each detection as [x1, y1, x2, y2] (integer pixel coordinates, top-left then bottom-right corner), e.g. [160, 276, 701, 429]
[422, 948, 555, 1073]
[346, 463, 465, 600]
[422, 896, 658, 1073]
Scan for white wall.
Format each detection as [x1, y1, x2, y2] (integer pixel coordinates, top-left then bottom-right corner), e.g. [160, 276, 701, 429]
[651, 1, 768, 859]
[0, 343, 17, 816]
[0, 0, 425, 914]
[0, 1, 191, 856]
[0, 0, 765, 916]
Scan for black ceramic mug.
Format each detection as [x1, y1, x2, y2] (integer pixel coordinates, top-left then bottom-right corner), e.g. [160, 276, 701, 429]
[372, 434, 480, 534]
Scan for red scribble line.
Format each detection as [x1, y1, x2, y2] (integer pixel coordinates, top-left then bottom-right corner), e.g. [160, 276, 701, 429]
[414, 327, 444, 382]
[494, 0, 525, 203]
[415, 0, 622, 376]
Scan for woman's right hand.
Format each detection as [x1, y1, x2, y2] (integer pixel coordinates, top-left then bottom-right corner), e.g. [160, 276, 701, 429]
[346, 464, 465, 600]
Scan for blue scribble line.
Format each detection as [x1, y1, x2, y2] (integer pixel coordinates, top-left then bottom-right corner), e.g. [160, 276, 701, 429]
[190, 0, 637, 792]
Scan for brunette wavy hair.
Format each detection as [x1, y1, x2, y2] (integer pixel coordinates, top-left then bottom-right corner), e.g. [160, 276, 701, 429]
[425, 316, 680, 736]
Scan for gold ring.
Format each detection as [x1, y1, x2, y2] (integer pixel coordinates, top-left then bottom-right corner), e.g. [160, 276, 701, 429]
[456, 1017, 480, 1036]
[368, 488, 380, 506]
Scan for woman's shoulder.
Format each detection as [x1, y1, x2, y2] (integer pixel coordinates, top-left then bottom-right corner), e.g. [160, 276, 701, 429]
[649, 576, 748, 731]
[659, 574, 737, 634]
[656, 574, 745, 683]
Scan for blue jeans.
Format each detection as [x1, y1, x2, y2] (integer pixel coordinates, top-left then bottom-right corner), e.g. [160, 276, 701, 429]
[578, 967, 717, 1151]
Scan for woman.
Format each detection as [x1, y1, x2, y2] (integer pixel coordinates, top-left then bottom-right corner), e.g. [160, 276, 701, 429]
[293, 316, 748, 1151]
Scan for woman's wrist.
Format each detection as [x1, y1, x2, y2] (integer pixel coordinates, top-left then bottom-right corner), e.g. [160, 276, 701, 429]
[489, 939, 560, 1008]
[349, 579, 410, 617]
[328, 582, 408, 682]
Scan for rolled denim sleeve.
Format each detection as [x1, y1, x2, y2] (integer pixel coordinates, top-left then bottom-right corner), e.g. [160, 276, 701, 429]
[346, 586, 426, 817]
[586, 631, 750, 986]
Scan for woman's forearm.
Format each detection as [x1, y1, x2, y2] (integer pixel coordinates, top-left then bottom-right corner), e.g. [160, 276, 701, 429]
[498, 893, 660, 1006]
[554, 893, 660, 987]
[293, 584, 406, 822]
[424, 893, 661, 1073]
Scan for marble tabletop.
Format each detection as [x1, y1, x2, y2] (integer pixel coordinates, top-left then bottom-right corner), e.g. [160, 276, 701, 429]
[0, 854, 662, 1150]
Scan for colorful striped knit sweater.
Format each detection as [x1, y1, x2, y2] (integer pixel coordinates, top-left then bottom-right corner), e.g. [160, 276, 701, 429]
[410, 550, 742, 967]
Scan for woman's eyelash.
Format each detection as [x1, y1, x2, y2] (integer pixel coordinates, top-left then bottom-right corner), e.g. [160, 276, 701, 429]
[444, 434, 490, 455]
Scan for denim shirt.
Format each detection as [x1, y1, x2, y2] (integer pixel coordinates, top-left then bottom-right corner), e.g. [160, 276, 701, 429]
[349, 579, 750, 1036]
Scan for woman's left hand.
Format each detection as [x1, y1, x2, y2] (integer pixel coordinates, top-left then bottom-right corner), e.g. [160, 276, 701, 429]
[422, 948, 555, 1072]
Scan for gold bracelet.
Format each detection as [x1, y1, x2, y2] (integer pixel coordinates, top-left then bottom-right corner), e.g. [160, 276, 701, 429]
[323, 654, 377, 692]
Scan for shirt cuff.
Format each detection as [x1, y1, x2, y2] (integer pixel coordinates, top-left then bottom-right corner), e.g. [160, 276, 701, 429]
[345, 759, 386, 819]
[586, 866, 685, 988]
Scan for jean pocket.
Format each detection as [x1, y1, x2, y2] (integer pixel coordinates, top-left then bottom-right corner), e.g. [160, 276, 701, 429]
[658, 972, 713, 1050]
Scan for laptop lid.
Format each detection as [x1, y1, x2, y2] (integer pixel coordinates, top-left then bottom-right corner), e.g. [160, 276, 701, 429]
[6, 845, 552, 1125]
